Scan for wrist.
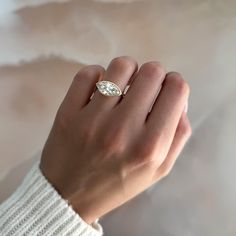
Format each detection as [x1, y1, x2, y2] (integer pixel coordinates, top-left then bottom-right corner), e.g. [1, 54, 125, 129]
[67, 187, 103, 224]
[67, 176, 124, 225]
[0, 160, 103, 236]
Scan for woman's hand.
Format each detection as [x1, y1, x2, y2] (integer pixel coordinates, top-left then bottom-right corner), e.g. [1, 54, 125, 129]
[40, 56, 191, 224]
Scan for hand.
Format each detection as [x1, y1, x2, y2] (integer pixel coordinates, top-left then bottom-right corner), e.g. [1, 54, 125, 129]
[40, 56, 191, 224]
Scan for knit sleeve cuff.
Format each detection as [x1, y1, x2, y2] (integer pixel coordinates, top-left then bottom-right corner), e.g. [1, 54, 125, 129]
[0, 160, 103, 236]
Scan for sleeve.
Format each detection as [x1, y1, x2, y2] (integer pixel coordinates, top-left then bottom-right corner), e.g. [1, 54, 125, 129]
[0, 160, 103, 236]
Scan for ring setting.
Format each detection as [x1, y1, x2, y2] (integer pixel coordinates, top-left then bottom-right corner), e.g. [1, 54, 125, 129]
[96, 81, 122, 97]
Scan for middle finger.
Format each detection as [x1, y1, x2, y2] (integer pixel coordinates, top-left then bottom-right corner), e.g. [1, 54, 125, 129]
[118, 62, 166, 125]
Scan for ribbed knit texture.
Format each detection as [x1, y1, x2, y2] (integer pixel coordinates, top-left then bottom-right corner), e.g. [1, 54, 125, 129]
[0, 161, 103, 236]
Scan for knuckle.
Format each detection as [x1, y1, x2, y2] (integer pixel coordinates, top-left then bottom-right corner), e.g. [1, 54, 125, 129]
[55, 107, 71, 132]
[158, 162, 173, 178]
[80, 121, 97, 143]
[185, 124, 192, 138]
[75, 66, 92, 80]
[82, 127, 95, 143]
[134, 129, 166, 164]
[111, 56, 137, 71]
[140, 62, 165, 79]
[161, 167, 171, 178]
[166, 72, 190, 96]
[74, 65, 104, 82]
[178, 118, 192, 138]
[101, 126, 126, 154]
[135, 140, 158, 164]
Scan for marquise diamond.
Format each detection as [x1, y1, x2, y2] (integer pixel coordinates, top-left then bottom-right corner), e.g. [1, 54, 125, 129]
[96, 81, 122, 96]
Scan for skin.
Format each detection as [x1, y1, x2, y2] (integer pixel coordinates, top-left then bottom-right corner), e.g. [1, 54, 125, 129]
[40, 56, 192, 224]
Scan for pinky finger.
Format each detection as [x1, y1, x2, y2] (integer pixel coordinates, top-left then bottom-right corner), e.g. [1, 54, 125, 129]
[152, 112, 192, 183]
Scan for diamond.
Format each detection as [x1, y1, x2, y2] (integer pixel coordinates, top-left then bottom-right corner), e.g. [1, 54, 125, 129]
[96, 81, 122, 96]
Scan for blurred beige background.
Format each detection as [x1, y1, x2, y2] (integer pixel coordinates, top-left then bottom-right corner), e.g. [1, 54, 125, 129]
[0, 0, 236, 235]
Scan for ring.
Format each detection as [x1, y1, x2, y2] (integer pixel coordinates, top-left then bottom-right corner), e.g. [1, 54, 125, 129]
[96, 80, 122, 97]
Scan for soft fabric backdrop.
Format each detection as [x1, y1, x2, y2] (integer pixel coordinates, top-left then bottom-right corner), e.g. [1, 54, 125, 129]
[0, 0, 236, 235]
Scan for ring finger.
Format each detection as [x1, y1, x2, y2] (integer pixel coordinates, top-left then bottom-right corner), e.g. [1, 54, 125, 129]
[89, 56, 138, 110]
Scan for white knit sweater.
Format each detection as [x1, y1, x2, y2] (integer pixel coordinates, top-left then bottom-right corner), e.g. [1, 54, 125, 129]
[0, 161, 103, 236]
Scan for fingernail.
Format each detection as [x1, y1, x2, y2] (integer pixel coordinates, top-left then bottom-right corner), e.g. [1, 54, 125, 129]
[184, 101, 188, 113]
